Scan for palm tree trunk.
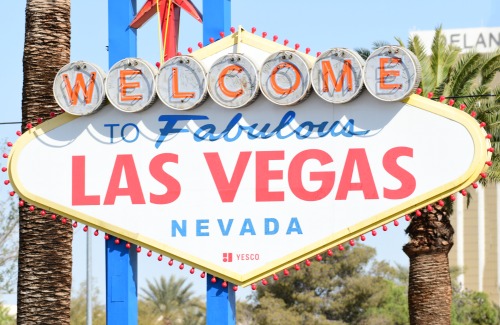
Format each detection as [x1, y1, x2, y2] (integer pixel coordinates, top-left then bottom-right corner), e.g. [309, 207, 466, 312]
[405, 252, 452, 324]
[18, 0, 72, 323]
[403, 203, 454, 325]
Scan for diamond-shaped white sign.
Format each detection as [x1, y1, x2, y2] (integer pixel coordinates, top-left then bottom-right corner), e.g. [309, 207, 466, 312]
[8, 31, 490, 286]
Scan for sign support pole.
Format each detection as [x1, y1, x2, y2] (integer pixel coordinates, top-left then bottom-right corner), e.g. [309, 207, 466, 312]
[202, 1, 234, 324]
[203, 0, 231, 45]
[207, 278, 236, 325]
[106, 0, 138, 324]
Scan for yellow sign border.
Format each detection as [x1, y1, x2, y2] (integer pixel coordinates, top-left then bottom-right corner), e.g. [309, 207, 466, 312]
[8, 30, 491, 286]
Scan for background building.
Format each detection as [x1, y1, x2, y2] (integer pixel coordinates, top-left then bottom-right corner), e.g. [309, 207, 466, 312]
[450, 186, 499, 304]
[410, 27, 500, 53]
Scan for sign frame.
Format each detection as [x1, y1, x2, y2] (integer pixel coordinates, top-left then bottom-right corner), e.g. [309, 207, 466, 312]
[8, 30, 491, 286]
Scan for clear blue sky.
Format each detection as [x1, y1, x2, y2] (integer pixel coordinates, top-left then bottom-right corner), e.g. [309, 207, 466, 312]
[1, 0, 499, 306]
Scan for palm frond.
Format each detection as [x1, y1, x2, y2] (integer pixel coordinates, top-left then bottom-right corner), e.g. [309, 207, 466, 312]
[394, 37, 405, 47]
[354, 48, 371, 61]
[470, 86, 499, 114]
[434, 81, 447, 97]
[408, 35, 429, 63]
[480, 49, 500, 86]
[440, 46, 461, 85]
[459, 85, 490, 112]
[372, 40, 390, 50]
[430, 26, 446, 88]
[429, 26, 462, 93]
[410, 35, 433, 94]
[445, 51, 483, 97]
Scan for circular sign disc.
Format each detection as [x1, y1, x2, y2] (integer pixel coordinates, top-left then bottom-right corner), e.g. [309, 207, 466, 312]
[259, 51, 311, 106]
[105, 58, 157, 113]
[363, 46, 421, 102]
[53, 61, 106, 115]
[312, 48, 365, 104]
[207, 54, 260, 109]
[156, 56, 208, 110]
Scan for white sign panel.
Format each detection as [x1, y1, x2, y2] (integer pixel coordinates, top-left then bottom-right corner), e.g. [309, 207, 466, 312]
[8, 92, 488, 285]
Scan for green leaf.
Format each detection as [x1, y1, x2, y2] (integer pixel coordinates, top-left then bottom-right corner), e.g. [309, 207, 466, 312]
[444, 51, 483, 97]
[481, 49, 500, 86]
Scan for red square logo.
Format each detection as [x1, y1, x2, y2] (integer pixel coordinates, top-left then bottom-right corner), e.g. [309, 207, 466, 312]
[223, 253, 232, 262]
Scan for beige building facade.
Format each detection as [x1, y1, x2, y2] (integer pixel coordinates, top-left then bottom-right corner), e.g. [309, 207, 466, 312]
[449, 187, 499, 305]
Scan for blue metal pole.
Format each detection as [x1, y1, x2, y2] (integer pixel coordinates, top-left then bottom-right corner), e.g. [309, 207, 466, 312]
[109, 0, 137, 63]
[105, 240, 138, 324]
[202, 1, 235, 323]
[207, 277, 236, 325]
[203, 0, 231, 45]
[106, 0, 138, 324]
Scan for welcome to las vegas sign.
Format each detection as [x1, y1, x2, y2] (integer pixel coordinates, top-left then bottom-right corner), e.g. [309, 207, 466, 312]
[7, 29, 490, 286]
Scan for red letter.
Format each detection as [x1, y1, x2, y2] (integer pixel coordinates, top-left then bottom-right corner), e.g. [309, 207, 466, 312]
[104, 155, 146, 205]
[62, 72, 96, 105]
[383, 147, 416, 199]
[321, 60, 353, 92]
[379, 58, 401, 90]
[218, 65, 244, 98]
[171, 68, 195, 99]
[120, 70, 143, 101]
[150, 153, 181, 204]
[336, 149, 379, 200]
[270, 63, 301, 95]
[288, 149, 335, 201]
[256, 151, 284, 202]
[204, 152, 252, 202]
[72, 156, 100, 205]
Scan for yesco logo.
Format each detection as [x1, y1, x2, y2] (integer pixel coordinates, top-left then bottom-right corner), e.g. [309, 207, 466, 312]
[53, 46, 421, 115]
[223, 252, 260, 262]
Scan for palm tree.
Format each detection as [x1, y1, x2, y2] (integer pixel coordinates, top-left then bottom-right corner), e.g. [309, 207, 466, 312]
[17, 0, 72, 323]
[140, 275, 205, 324]
[397, 27, 500, 324]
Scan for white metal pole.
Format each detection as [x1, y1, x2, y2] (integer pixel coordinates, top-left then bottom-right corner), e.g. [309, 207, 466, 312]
[457, 193, 465, 290]
[87, 230, 92, 325]
[478, 183, 485, 292]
